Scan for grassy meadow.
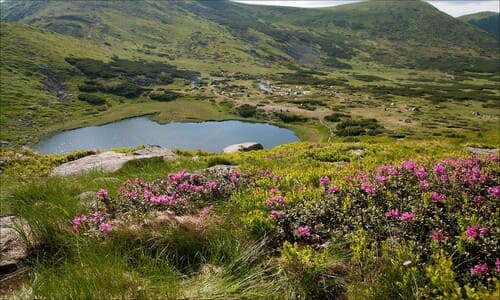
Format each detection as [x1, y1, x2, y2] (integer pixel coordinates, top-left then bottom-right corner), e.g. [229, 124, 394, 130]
[1, 1, 499, 298]
[1, 139, 499, 299]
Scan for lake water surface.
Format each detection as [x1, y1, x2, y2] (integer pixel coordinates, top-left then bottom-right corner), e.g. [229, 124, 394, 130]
[35, 116, 299, 153]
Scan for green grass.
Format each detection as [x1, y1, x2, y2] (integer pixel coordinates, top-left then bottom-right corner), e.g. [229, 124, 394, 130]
[2, 138, 499, 298]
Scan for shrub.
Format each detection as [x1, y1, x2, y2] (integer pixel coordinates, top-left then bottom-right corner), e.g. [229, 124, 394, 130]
[236, 104, 257, 118]
[324, 112, 351, 122]
[77, 93, 106, 105]
[104, 81, 144, 98]
[276, 113, 308, 123]
[336, 118, 382, 136]
[148, 90, 179, 102]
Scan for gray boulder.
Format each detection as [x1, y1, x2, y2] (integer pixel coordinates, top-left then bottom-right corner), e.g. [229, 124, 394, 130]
[132, 144, 176, 158]
[0, 216, 31, 274]
[51, 145, 176, 177]
[223, 142, 263, 154]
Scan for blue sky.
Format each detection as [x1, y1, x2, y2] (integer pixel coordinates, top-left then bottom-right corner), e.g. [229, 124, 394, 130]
[232, 1, 500, 17]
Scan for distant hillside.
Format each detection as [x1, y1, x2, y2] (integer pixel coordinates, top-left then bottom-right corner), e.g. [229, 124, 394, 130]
[459, 12, 500, 39]
[1, 0, 498, 73]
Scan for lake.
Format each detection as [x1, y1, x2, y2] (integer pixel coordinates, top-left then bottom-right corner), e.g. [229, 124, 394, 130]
[35, 116, 299, 153]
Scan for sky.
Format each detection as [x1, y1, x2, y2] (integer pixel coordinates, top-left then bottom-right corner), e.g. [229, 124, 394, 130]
[232, 1, 500, 17]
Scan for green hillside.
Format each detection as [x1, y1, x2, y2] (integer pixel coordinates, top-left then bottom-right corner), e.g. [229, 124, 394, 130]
[0, 0, 499, 148]
[459, 11, 500, 39]
[2, 0, 498, 72]
[0, 1, 499, 298]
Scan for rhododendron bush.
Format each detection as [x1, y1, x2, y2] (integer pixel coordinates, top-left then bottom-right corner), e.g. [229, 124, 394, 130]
[72, 168, 247, 235]
[71, 152, 499, 297]
[258, 154, 499, 295]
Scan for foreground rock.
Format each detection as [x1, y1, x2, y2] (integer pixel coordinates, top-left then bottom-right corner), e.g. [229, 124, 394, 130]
[466, 147, 498, 156]
[223, 142, 263, 154]
[0, 216, 31, 275]
[51, 145, 176, 177]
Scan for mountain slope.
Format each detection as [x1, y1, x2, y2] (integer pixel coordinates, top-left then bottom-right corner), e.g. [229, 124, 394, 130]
[459, 12, 500, 39]
[0, 21, 111, 145]
[2, 0, 498, 73]
[0, 0, 499, 148]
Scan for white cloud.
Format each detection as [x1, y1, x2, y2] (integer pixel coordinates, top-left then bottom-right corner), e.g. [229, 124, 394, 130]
[426, 1, 499, 17]
[232, 1, 500, 17]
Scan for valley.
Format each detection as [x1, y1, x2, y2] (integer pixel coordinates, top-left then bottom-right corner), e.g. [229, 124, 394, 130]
[0, 1, 498, 299]
[1, 0, 499, 148]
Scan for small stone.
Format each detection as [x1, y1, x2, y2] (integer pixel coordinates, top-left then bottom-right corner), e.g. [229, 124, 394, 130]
[403, 260, 412, 268]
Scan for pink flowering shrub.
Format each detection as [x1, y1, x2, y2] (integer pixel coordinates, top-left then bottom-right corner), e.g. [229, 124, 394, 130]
[267, 154, 498, 285]
[72, 168, 247, 236]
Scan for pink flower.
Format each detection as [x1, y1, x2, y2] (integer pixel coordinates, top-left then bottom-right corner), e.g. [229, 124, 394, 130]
[479, 173, 489, 184]
[151, 195, 167, 204]
[401, 160, 417, 171]
[488, 186, 500, 198]
[466, 225, 479, 239]
[96, 189, 108, 198]
[269, 188, 279, 195]
[207, 181, 218, 190]
[358, 173, 367, 181]
[430, 230, 449, 242]
[376, 175, 388, 185]
[229, 175, 239, 184]
[414, 168, 427, 179]
[143, 190, 154, 200]
[431, 192, 446, 203]
[433, 163, 446, 175]
[319, 176, 330, 186]
[166, 195, 176, 205]
[134, 177, 143, 185]
[327, 185, 339, 194]
[470, 263, 488, 276]
[189, 184, 204, 192]
[496, 258, 500, 273]
[72, 215, 85, 233]
[270, 210, 284, 219]
[169, 170, 187, 182]
[400, 212, 416, 222]
[360, 182, 375, 194]
[266, 195, 287, 206]
[98, 222, 113, 233]
[465, 225, 487, 239]
[488, 153, 498, 161]
[179, 182, 189, 191]
[296, 225, 311, 237]
[129, 190, 138, 199]
[419, 180, 430, 189]
[92, 213, 101, 224]
[386, 209, 400, 219]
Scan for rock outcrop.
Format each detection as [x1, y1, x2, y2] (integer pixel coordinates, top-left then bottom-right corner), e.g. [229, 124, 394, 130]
[466, 147, 498, 156]
[223, 142, 263, 154]
[0, 216, 31, 275]
[51, 145, 176, 177]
